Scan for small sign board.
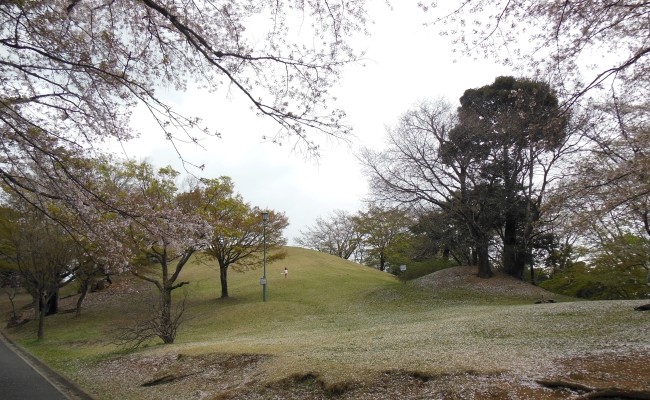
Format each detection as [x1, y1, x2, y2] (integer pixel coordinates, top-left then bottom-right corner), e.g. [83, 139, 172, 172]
[399, 265, 407, 272]
[260, 277, 267, 285]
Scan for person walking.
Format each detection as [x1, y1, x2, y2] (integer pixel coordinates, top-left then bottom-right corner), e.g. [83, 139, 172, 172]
[283, 267, 288, 278]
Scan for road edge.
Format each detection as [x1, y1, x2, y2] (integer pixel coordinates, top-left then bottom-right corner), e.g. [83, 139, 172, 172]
[0, 331, 94, 400]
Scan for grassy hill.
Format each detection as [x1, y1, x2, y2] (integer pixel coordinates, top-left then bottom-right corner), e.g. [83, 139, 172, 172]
[2, 247, 649, 399]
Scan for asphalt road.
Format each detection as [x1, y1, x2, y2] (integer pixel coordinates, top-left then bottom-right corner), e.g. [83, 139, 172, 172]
[0, 333, 80, 400]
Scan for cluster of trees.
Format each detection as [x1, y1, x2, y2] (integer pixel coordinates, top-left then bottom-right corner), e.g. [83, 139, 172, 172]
[0, 159, 288, 343]
[300, 77, 581, 281]
[297, 205, 460, 279]
[423, 1, 650, 299]
[0, 0, 385, 342]
[360, 76, 572, 279]
[301, 1, 650, 300]
[296, 206, 414, 272]
[301, 73, 649, 302]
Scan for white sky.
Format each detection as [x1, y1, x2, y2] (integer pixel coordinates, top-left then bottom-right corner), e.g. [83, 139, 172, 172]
[117, 3, 512, 244]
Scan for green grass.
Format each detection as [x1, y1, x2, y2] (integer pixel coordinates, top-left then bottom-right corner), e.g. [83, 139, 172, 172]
[1, 246, 649, 399]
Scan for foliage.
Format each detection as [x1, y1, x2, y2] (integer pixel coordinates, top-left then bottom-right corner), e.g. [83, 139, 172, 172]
[557, 105, 650, 250]
[428, 1, 650, 271]
[591, 233, 650, 274]
[0, 0, 368, 166]
[358, 98, 501, 275]
[0, 0, 370, 268]
[540, 262, 650, 300]
[455, 76, 568, 278]
[542, 234, 650, 300]
[353, 205, 414, 271]
[0, 205, 77, 339]
[410, 210, 474, 266]
[541, 235, 580, 276]
[185, 177, 288, 298]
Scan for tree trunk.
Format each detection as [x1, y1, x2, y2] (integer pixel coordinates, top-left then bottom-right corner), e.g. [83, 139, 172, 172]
[45, 288, 58, 316]
[159, 289, 174, 344]
[37, 292, 46, 340]
[530, 263, 535, 284]
[7, 288, 18, 320]
[503, 215, 524, 279]
[220, 266, 229, 298]
[76, 281, 89, 317]
[476, 240, 493, 278]
[379, 253, 386, 271]
[37, 308, 45, 340]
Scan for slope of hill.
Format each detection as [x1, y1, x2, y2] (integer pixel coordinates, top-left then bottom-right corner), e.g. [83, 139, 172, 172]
[2, 247, 649, 400]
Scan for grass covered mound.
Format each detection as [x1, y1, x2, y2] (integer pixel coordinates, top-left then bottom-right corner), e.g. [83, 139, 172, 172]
[2, 247, 649, 399]
[413, 265, 561, 301]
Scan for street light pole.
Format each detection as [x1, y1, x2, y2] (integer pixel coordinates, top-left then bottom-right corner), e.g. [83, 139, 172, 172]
[262, 211, 268, 302]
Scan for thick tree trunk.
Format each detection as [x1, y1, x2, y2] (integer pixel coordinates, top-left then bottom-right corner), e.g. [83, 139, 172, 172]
[530, 263, 535, 284]
[379, 254, 385, 271]
[503, 215, 525, 279]
[37, 308, 45, 340]
[476, 240, 493, 278]
[45, 288, 58, 316]
[220, 266, 229, 298]
[159, 289, 174, 344]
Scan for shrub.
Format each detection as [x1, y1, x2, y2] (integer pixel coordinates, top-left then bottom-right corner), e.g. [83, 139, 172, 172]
[540, 262, 650, 300]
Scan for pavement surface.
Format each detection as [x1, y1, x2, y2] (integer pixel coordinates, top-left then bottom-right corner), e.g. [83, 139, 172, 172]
[0, 332, 92, 400]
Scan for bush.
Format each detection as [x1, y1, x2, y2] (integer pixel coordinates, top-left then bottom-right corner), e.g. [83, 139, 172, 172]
[540, 262, 650, 300]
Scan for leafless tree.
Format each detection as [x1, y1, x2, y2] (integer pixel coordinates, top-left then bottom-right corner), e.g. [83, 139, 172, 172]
[296, 209, 361, 260]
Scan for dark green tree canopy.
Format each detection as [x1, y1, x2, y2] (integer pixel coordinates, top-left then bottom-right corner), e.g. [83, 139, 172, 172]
[458, 76, 567, 152]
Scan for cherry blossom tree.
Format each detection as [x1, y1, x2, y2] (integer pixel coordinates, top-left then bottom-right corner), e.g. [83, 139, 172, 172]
[113, 161, 212, 344]
[424, 1, 649, 104]
[0, 0, 370, 242]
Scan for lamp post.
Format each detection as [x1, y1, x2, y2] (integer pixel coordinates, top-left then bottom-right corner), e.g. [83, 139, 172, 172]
[261, 211, 268, 302]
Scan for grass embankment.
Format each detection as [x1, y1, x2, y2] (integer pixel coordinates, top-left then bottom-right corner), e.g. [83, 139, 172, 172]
[2, 247, 649, 399]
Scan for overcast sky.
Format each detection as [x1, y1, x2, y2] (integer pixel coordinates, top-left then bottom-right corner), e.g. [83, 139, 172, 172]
[116, 3, 512, 244]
